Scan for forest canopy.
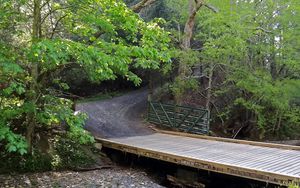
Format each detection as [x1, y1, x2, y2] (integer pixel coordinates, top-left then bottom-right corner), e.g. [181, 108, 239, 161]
[161, 0, 300, 139]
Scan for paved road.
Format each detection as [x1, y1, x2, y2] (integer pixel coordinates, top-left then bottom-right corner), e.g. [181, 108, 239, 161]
[76, 89, 153, 138]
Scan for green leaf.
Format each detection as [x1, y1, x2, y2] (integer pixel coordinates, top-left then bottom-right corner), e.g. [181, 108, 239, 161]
[7, 145, 17, 152]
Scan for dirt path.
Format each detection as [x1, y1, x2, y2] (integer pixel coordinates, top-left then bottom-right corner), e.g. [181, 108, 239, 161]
[76, 89, 154, 138]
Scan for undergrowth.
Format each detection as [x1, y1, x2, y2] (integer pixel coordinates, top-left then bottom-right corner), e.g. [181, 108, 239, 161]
[0, 135, 96, 173]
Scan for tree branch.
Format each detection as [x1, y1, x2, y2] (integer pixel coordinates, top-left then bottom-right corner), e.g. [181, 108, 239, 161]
[41, 6, 70, 25]
[256, 26, 273, 34]
[38, 62, 79, 83]
[41, 0, 51, 9]
[49, 14, 67, 39]
[130, 0, 157, 13]
[210, 101, 225, 127]
[204, 4, 219, 13]
[87, 30, 105, 44]
[180, 0, 204, 49]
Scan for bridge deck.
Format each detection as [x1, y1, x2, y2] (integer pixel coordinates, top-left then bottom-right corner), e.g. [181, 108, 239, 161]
[97, 131, 300, 186]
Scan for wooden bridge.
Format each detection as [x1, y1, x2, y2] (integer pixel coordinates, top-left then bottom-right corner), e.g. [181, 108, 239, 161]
[96, 130, 300, 186]
[77, 91, 300, 186]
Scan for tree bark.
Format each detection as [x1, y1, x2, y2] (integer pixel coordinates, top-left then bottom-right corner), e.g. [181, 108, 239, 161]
[181, 0, 204, 50]
[32, 0, 42, 39]
[270, 35, 277, 80]
[175, 0, 204, 105]
[26, 0, 41, 153]
[205, 64, 214, 109]
[131, 0, 156, 13]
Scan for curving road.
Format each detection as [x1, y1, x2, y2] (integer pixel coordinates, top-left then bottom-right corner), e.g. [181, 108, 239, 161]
[76, 89, 300, 185]
[76, 89, 153, 138]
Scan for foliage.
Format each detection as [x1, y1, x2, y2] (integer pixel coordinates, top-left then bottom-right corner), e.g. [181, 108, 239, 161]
[170, 49, 200, 100]
[0, 135, 95, 173]
[289, 183, 300, 188]
[51, 136, 95, 170]
[0, 0, 171, 164]
[164, 0, 300, 139]
[0, 148, 52, 173]
[208, 0, 300, 139]
[0, 0, 299, 176]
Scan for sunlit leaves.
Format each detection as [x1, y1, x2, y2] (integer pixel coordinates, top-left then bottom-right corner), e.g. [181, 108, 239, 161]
[165, 0, 300, 138]
[0, 122, 28, 155]
[0, 0, 172, 156]
[66, 113, 95, 144]
[2, 82, 26, 96]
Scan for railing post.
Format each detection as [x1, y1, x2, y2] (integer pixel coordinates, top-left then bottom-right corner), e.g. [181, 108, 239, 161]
[207, 109, 210, 135]
[159, 102, 173, 127]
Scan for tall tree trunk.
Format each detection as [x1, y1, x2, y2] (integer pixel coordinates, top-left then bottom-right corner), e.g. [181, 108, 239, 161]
[32, 0, 41, 40]
[148, 71, 153, 102]
[26, 0, 41, 153]
[270, 35, 277, 80]
[175, 0, 204, 105]
[205, 64, 213, 109]
[181, 0, 204, 51]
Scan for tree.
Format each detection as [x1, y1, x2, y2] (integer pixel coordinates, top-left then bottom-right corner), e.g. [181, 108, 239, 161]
[164, 0, 300, 139]
[131, 0, 157, 13]
[174, 0, 204, 105]
[0, 0, 171, 156]
[169, 0, 218, 105]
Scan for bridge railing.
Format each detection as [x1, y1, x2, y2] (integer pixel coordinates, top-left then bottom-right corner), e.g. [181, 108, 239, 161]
[147, 101, 210, 135]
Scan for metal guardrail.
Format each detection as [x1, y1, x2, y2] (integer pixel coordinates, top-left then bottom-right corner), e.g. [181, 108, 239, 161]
[147, 101, 210, 134]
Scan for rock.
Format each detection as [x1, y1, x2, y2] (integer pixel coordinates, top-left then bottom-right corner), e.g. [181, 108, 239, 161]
[0, 168, 164, 188]
[94, 143, 102, 150]
[24, 177, 31, 186]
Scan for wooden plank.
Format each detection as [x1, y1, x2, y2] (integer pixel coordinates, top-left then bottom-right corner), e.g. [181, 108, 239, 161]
[118, 135, 288, 164]
[108, 133, 300, 177]
[268, 163, 300, 174]
[174, 141, 299, 168]
[237, 153, 295, 168]
[114, 137, 255, 162]
[184, 147, 269, 163]
[154, 129, 300, 151]
[285, 167, 300, 176]
[96, 136, 300, 186]
[113, 136, 218, 153]
[182, 147, 281, 166]
[135, 142, 296, 175]
[251, 154, 300, 170]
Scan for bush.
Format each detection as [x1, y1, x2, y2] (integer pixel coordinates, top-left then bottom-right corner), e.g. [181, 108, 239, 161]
[0, 149, 52, 173]
[289, 183, 300, 188]
[0, 135, 95, 173]
[51, 136, 95, 170]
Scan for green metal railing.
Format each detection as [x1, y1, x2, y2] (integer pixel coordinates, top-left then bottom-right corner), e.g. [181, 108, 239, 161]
[147, 101, 210, 135]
